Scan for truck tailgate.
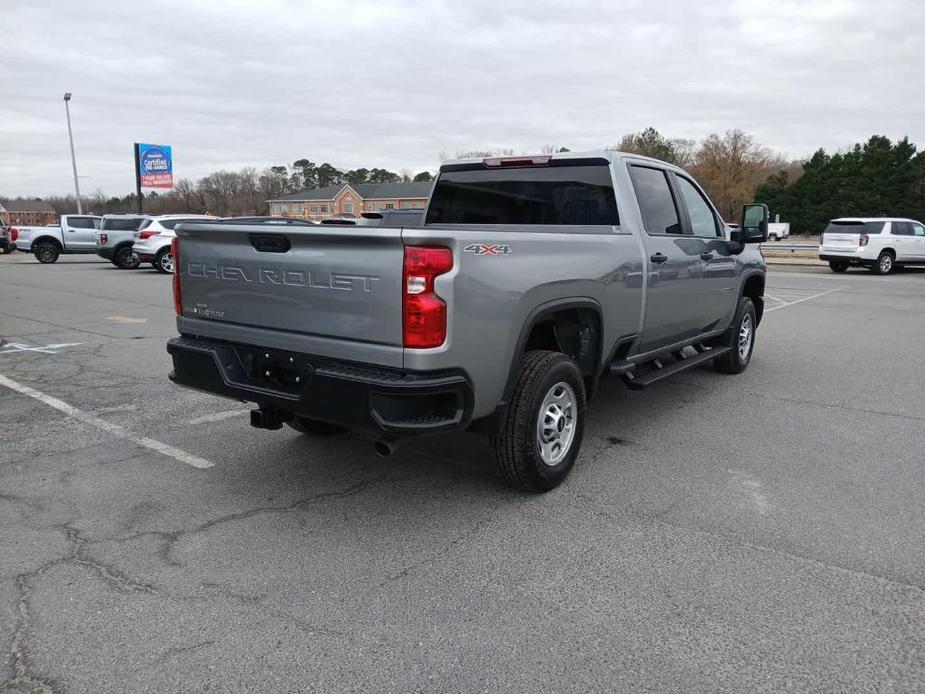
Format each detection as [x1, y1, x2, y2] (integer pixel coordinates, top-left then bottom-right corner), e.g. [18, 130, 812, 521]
[176, 223, 404, 365]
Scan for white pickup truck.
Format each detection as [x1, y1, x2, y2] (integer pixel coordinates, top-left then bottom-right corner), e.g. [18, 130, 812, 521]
[13, 214, 102, 263]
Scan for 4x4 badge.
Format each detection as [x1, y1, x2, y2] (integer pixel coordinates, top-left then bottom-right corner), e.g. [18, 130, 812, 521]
[464, 243, 512, 256]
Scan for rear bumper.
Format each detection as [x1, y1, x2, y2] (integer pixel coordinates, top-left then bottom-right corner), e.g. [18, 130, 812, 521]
[167, 336, 474, 435]
[820, 254, 869, 265]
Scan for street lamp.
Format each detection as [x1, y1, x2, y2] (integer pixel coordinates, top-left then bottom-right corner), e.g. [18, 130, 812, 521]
[63, 92, 83, 214]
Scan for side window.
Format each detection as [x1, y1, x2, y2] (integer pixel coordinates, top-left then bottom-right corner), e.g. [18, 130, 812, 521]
[68, 217, 93, 229]
[911, 222, 925, 237]
[676, 176, 720, 238]
[628, 166, 681, 235]
[891, 221, 911, 236]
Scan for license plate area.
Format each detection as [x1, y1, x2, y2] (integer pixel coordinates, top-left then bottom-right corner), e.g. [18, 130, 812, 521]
[235, 346, 313, 395]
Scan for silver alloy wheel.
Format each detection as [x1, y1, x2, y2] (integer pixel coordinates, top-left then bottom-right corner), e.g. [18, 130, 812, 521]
[879, 253, 892, 273]
[738, 313, 753, 361]
[160, 251, 174, 273]
[536, 381, 577, 467]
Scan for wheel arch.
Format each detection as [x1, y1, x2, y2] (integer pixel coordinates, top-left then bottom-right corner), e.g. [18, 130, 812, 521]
[500, 298, 604, 406]
[741, 272, 765, 326]
[32, 235, 63, 250]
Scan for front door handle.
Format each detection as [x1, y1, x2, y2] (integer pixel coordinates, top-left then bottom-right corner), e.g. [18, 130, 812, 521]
[700, 252, 714, 260]
[650, 253, 668, 264]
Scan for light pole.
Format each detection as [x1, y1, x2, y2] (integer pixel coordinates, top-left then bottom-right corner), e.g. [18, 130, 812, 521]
[63, 92, 82, 214]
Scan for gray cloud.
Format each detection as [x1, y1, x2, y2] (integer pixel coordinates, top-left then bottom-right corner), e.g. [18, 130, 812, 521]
[2, 0, 922, 196]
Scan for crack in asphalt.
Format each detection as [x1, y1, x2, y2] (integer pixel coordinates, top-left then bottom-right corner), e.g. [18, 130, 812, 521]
[747, 391, 925, 423]
[571, 491, 925, 594]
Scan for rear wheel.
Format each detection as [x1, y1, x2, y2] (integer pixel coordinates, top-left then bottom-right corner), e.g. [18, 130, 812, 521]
[872, 251, 894, 275]
[154, 248, 174, 274]
[491, 350, 586, 493]
[829, 260, 849, 273]
[34, 242, 59, 264]
[113, 245, 140, 269]
[287, 417, 346, 436]
[714, 296, 756, 374]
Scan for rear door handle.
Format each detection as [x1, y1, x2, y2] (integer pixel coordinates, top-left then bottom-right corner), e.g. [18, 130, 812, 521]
[700, 252, 714, 260]
[650, 253, 668, 264]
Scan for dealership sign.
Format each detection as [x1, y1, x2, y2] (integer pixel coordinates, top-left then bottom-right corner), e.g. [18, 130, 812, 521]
[138, 143, 173, 188]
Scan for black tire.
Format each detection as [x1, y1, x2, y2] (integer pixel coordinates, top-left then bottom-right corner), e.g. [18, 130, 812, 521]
[287, 417, 346, 436]
[154, 248, 174, 274]
[769, 234, 778, 241]
[113, 245, 140, 270]
[714, 296, 757, 375]
[829, 260, 849, 273]
[491, 350, 586, 493]
[34, 242, 59, 264]
[872, 250, 894, 275]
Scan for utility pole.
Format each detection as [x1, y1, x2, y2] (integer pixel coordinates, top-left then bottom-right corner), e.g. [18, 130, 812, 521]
[63, 93, 82, 214]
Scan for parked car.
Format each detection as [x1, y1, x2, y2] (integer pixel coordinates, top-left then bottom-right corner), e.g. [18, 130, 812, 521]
[0, 223, 14, 254]
[767, 222, 790, 241]
[361, 209, 425, 227]
[167, 150, 768, 492]
[819, 217, 925, 274]
[132, 214, 219, 273]
[12, 214, 102, 263]
[95, 214, 152, 269]
[317, 209, 425, 227]
[220, 216, 315, 225]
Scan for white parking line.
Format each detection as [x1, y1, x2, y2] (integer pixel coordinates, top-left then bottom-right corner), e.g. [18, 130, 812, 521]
[189, 408, 250, 425]
[762, 293, 788, 305]
[764, 287, 842, 313]
[0, 373, 214, 469]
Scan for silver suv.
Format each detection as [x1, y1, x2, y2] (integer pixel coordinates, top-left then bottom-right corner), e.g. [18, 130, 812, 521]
[96, 214, 151, 269]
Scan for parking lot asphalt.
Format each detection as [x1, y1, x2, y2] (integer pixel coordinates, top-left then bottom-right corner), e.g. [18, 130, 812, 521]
[1, 253, 924, 693]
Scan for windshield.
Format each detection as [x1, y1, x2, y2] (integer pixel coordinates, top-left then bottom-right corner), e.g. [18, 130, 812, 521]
[101, 217, 146, 231]
[823, 221, 885, 235]
[426, 159, 619, 226]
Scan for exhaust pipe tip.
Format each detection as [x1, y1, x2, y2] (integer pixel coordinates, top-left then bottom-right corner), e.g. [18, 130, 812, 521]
[374, 439, 397, 457]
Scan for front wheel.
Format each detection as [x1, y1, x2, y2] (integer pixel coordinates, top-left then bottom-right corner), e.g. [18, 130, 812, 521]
[34, 242, 60, 264]
[491, 350, 586, 493]
[829, 260, 849, 273]
[113, 245, 140, 270]
[714, 296, 757, 374]
[154, 248, 174, 274]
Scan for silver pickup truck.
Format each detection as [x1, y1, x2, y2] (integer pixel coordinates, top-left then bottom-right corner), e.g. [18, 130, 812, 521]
[168, 151, 768, 491]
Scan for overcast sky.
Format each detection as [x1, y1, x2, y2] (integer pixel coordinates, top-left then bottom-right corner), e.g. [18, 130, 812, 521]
[1, 0, 922, 197]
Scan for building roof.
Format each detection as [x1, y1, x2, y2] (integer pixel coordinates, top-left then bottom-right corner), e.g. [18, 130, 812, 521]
[268, 181, 433, 203]
[0, 199, 56, 213]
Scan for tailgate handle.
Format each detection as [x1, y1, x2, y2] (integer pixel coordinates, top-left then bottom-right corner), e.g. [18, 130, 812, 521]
[249, 234, 291, 253]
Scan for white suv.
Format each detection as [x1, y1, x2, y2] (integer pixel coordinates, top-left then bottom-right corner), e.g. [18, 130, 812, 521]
[132, 214, 218, 273]
[819, 217, 925, 274]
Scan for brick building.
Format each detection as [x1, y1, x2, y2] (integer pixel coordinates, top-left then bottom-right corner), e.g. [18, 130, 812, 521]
[0, 199, 57, 226]
[267, 182, 432, 221]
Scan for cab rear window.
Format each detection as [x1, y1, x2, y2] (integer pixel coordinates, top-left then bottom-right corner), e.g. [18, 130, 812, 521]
[426, 159, 619, 226]
[823, 221, 884, 234]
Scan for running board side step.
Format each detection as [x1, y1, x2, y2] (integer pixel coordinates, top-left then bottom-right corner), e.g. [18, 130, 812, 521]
[622, 346, 730, 390]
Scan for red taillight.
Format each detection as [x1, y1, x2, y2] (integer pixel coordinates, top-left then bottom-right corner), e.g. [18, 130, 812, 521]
[403, 246, 453, 348]
[859, 233, 869, 247]
[10, 228, 18, 241]
[138, 230, 161, 240]
[99, 233, 108, 244]
[171, 237, 182, 316]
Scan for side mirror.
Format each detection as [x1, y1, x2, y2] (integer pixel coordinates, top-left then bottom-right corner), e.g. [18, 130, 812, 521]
[740, 203, 769, 243]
